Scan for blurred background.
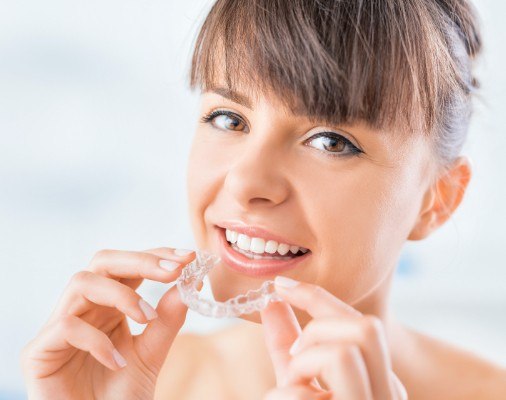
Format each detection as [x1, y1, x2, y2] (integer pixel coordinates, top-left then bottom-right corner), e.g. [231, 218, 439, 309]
[1, 0, 505, 398]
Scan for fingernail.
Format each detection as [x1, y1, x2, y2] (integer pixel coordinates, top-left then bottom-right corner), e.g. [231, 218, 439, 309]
[138, 298, 158, 320]
[112, 348, 127, 368]
[174, 248, 194, 257]
[274, 276, 299, 288]
[159, 259, 180, 271]
[289, 337, 301, 356]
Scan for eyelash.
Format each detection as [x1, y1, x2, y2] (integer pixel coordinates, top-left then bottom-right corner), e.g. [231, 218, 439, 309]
[200, 109, 364, 158]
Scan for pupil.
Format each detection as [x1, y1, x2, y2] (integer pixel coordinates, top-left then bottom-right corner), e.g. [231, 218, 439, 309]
[227, 117, 241, 129]
[324, 137, 345, 152]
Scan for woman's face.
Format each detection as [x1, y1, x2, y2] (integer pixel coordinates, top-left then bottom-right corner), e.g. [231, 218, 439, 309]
[186, 84, 436, 325]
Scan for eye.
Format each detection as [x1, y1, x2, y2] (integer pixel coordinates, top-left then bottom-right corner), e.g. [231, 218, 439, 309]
[200, 110, 249, 133]
[304, 132, 363, 157]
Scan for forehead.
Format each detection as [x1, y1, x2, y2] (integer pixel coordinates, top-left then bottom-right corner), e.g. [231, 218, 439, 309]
[189, 0, 439, 142]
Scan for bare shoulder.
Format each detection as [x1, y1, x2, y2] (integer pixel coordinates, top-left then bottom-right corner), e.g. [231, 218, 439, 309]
[154, 331, 233, 400]
[406, 327, 506, 399]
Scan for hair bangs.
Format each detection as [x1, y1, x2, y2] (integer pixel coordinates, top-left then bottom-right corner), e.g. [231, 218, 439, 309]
[189, 0, 472, 137]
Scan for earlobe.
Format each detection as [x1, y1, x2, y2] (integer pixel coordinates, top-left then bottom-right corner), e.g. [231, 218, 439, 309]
[407, 156, 472, 241]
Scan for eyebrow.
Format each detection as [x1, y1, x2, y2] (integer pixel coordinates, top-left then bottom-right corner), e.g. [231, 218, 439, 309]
[205, 87, 254, 110]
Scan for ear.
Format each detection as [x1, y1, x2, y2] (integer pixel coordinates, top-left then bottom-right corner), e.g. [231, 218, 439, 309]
[408, 156, 472, 241]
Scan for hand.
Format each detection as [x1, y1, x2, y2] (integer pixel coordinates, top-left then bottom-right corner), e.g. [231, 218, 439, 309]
[21, 247, 196, 400]
[260, 277, 408, 400]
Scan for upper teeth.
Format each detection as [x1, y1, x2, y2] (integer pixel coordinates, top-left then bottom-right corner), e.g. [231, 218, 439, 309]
[225, 229, 309, 256]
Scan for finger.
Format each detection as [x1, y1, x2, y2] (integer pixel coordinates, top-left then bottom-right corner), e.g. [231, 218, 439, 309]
[134, 281, 190, 375]
[264, 384, 330, 400]
[291, 315, 394, 398]
[390, 371, 408, 400]
[49, 271, 158, 324]
[26, 315, 125, 375]
[290, 315, 394, 399]
[273, 276, 362, 319]
[119, 247, 197, 290]
[286, 343, 373, 400]
[274, 277, 394, 397]
[260, 300, 302, 387]
[86, 248, 196, 290]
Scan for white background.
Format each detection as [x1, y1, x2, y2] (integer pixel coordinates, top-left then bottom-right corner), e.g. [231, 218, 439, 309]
[1, 0, 505, 398]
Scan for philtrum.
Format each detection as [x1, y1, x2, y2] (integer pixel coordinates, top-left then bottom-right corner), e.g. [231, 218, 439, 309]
[176, 249, 283, 318]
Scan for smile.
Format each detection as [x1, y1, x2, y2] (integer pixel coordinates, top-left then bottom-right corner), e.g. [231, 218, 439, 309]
[215, 226, 311, 277]
[226, 228, 309, 259]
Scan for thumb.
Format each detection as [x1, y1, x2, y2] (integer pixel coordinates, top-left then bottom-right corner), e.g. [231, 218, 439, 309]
[260, 300, 301, 386]
[134, 283, 189, 374]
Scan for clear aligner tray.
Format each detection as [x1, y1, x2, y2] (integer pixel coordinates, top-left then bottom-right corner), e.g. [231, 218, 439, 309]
[175, 249, 282, 318]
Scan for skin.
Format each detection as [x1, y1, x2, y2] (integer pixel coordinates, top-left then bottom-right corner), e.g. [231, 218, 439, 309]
[21, 84, 506, 399]
[20, 248, 198, 399]
[158, 85, 506, 399]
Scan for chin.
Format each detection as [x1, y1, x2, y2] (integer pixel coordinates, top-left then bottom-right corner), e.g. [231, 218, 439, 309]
[206, 265, 272, 324]
[207, 260, 271, 299]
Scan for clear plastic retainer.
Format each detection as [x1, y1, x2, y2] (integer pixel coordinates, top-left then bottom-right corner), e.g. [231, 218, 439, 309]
[175, 249, 283, 318]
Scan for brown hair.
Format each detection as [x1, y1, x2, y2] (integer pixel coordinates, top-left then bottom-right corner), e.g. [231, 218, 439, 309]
[188, 0, 482, 168]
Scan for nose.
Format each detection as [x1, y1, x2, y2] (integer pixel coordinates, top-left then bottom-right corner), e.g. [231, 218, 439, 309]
[223, 138, 290, 210]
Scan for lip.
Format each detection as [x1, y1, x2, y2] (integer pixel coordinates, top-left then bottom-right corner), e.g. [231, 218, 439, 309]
[215, 226, 311, 277]
[216, 220, 307, 249]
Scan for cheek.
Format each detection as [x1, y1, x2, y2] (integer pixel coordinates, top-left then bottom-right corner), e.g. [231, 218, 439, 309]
[305, 164, 423, 300]
[186, 131, 237, 249]
[186, 133, 221, 249]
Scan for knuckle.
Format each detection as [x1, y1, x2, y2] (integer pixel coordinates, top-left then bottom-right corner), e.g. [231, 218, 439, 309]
[123, 287, 142, 308]
[89, 248, 112, 268]
[93, 248, 111, 261]
[98, 279, 139, 313]
[95, 328, 113, 348]
[69, 270, 93, 287]
[361, 314, 383, 339]
[57, 314, 78, 332]
[331, 344, 360, 365]
[303, 318, 317, 334]
[137, 251, 156, 271]
[302, 317, 322, 339]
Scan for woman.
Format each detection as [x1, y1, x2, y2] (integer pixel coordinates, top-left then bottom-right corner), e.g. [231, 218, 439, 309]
[21, 0, 506, 399]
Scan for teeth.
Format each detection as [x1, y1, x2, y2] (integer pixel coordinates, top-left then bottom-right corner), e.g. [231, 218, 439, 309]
[277, 243, 290, 256]
[225, 229, 239, 243]
[231, 243, 293, 260]
[225, 228, 308, 257]
[289, 245, 300, 254]
[250, 237, 266, 254]
[237, 234, 251, 251]
[265, 240, 278, 254]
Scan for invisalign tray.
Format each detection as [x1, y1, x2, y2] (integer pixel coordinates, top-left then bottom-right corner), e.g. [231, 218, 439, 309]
[176, 249, 282, 318]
